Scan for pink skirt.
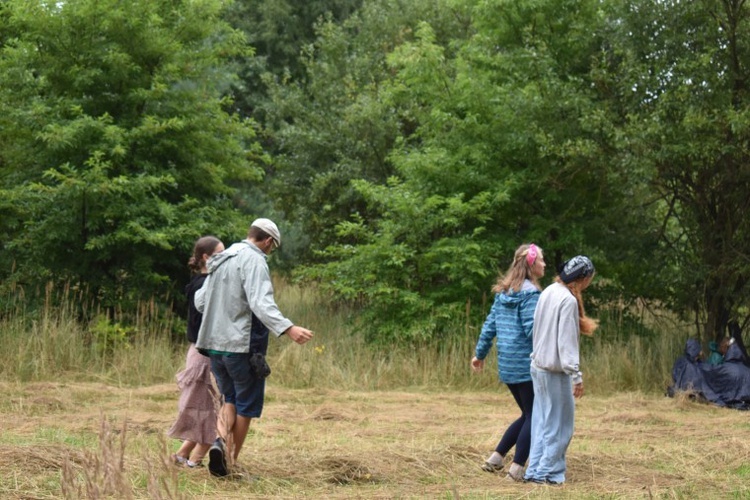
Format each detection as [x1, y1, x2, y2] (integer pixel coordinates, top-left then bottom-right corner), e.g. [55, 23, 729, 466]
[167, 344, 218, 445]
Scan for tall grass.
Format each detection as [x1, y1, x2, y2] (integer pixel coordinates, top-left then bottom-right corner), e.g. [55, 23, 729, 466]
[0, 283, 182, 385]
[582, 331, 683, 394]
[268, 280, 689, 395]
[0, 278, 690, 394]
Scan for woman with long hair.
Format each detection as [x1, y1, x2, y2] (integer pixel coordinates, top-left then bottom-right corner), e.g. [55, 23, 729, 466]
[168, 235, 225, 468]
[472, 243, 546, 481]
[524, 255, 597, 485]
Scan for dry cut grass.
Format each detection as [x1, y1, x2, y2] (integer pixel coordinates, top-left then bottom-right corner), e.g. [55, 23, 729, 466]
[0, 381, 748, 499]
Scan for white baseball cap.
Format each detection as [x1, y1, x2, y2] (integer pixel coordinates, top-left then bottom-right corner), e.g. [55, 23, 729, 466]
[251, 218, 281, 247]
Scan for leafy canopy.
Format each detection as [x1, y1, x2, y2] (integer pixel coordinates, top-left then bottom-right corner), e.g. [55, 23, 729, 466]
[0, 0, 263, 309]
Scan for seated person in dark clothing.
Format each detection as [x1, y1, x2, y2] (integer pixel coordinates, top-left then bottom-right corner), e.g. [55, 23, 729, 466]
[707, 338, 731, 365]
[669, 337, 750, 410]
[669, 339, 705, 395]
[728, 321, 750, 368]
[701, 340, 750, 410]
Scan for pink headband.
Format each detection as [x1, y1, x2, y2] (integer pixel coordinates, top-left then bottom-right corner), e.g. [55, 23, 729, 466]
[526, 244, 538, 266]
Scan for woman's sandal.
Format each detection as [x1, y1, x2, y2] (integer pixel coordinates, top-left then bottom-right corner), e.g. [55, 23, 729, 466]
[481, 461, 504, 473]
[506, 463, 524, 481]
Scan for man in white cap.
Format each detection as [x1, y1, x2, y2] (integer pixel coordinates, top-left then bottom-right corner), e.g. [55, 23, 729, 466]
[195, 218, 313, 477]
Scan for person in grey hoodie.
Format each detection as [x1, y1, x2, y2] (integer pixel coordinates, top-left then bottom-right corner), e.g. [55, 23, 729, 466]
[472, 243, 546, 481]
[524, 255, 597, 485]
[194, 218, 313, 477]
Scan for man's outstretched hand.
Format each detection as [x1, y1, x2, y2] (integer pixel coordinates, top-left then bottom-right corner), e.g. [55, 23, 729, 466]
[286, 325, 314, 344]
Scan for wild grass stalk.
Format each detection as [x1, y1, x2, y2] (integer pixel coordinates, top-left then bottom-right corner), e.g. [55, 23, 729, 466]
[60, 416, 185, 499]
[582, 309, 686, 394]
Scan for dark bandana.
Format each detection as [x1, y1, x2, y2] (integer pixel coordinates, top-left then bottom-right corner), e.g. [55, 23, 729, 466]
[559, 255, 595, 284]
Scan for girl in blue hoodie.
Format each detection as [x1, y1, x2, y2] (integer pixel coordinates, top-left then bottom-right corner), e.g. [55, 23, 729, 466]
[472, 243, 546, 481]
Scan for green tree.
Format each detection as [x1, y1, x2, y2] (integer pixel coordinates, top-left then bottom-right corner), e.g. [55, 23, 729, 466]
[301, 0, 662, 343]
[0, 0, 263, 311]
[262, 0, 471, 265]
[224, 0, 363, 118]
[600, 0, 750, 342]
[217, 0, 372, 269]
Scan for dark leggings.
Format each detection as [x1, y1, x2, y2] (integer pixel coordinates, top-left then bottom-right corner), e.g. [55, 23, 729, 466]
[494, 380, 534, 465]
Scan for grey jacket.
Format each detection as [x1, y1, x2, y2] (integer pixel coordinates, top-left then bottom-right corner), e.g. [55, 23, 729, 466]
[195, 240, 293, 353]
[530, 282, 582, 385]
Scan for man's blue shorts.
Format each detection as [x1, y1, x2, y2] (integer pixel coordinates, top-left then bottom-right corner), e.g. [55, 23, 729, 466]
[209, 353, 266, 418]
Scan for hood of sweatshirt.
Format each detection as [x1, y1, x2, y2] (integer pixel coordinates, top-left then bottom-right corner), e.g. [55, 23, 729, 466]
[206, 241, 258, 274]
[684, 338, 702, 361]
[497, 280, 538, 309]
[498, 291, 530, 308]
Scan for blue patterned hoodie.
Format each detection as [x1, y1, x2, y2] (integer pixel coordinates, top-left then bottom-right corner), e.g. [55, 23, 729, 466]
[474, 279, 540, 384]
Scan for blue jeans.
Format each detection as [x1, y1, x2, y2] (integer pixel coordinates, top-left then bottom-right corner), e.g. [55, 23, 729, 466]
[525, 366, 575, 484]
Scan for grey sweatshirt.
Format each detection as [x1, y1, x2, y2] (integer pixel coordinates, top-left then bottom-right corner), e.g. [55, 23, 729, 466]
[194, 240, 293, 353]
[530, 282, 582, 385]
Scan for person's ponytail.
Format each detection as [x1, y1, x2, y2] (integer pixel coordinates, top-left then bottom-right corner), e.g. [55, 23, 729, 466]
[556, 276, 598, 336]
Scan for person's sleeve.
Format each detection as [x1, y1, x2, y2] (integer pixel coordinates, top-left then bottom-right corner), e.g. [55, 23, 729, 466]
[520, 292, 540, 339]
[475, 297, 498, 360]
[243, 258, 294, 336]
[557, 297, 582, 384]
[194, 276, 208, 313]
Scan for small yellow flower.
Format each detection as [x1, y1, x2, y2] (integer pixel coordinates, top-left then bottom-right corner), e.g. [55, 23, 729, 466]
[314, 345, 326, 354]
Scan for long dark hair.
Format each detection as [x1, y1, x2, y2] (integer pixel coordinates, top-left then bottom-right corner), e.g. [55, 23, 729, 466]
[188, 236, 222, 274]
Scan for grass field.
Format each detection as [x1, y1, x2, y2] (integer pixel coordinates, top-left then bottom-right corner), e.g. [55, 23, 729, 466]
[1, 380, 748, 499]
[1, 280, 746, 497]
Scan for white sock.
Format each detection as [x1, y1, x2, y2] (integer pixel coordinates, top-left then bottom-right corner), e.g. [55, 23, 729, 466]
[486, 452, 504, 465]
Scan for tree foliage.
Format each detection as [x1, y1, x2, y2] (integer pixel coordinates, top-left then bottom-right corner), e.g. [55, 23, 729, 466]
[287, 0, 664, 343]
[267, 0, 749, 344]
[0, 0, 263, 310]
[599, 0, 750, 341]
[261, 0, 473, 264]
[224, 0, 363, 116]
[1, 0, 748, 346]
